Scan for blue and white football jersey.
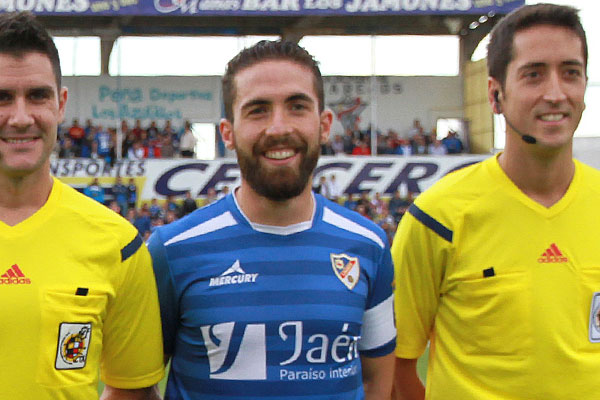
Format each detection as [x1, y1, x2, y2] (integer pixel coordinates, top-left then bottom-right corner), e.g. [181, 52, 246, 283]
[148, 193, 396, 400]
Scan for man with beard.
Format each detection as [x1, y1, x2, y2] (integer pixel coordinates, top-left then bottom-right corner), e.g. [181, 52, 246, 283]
[148, 40, 395, 400]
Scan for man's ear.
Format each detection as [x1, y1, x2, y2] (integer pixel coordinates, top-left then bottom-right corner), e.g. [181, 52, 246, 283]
[219, 118, 235, 150]
[319, 109, 334, 144]
[58, 87, 68, 123]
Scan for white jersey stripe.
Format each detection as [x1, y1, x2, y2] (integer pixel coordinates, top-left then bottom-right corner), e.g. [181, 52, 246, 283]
[322, 207, 385, 249]
[165, 211, 237, 246]
[358, 294, 396, 351]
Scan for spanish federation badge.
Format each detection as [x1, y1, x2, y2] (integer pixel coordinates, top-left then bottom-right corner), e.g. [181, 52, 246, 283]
[590, 292, 600, 343]
[55, 322, 92, 370]
[331, 253, 360, 290]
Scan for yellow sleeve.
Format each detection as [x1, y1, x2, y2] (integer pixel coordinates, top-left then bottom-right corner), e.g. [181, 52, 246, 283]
[392, 211, 451, 359]
[100, 235, 165, 388]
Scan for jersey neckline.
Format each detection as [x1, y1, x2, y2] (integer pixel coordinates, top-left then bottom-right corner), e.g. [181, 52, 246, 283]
[0, 177, 63, 236]
[228, 190, 319, 236]
[488, 153, 580, 218]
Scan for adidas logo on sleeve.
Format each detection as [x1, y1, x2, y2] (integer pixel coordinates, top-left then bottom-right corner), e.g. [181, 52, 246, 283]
[0, 264, 31, 285]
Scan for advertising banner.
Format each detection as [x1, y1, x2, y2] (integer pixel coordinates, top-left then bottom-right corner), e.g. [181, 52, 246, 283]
[52, 155, 490, 202]
[0, 0, 525, 16]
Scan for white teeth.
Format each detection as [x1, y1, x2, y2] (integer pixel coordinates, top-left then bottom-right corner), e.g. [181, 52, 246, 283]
[4, 138, 35, 144]
[265, 150, 294, 160]
[539, 114, 564, 122]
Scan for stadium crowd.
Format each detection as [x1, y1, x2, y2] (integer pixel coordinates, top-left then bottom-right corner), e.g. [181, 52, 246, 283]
[56, 117, 465, 161]
[82, 175, 412, 245]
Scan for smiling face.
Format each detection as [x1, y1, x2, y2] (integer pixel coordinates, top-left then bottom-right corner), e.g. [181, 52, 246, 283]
[0, 52, 67, 180]
[489, 24, 587, 150]
[220, 59, 332, 201]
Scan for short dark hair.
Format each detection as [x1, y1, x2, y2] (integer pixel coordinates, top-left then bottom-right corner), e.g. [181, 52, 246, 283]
[487, 3, 587, 88]
[222, 40, 324, 121]
[0, 11, 62, 89]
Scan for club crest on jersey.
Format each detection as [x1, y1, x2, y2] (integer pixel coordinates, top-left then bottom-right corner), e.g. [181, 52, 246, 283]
[330, 253, 360, 290]
[55, 322, 92, 370]
[590, 293, 600, 343]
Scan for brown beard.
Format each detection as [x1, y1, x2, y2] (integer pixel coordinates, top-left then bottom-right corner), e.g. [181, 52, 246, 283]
[235, 132, 320, 202]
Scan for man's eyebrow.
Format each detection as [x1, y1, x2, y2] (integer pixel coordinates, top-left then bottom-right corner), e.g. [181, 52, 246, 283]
[518, 60, 584, 72]
[240, 98, 270, 111]
[286, 93, 314, 104]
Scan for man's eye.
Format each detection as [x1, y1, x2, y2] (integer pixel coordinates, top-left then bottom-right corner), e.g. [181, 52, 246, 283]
[248, 107, 266, 115]
[291, 103, 307, 111]
[29, 90, 50, 100]
[0, 92, 13, 102]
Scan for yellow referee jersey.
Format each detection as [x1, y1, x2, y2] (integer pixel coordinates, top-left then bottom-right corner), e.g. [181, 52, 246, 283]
[0, 178, 164, 399]
[393, 155, 600, 399]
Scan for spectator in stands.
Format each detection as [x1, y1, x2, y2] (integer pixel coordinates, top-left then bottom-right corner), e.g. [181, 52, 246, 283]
[181, 190, 198, 216]
[180, 120, 197, 158]
[388, 190, 405, 217]
[343, 192, 358, 211]
[122, 131, 136, 157]
[331, 134, 345, 155]
[126, 178, 138, 211]
[314, 175, 330, 198]
[83, 118, 94, 137]
[357, 190, 375, 218]
[160, 134, 176, 158]
[342, 130, 354, 154]
[162, 120, 176, 138]
[107, 199, 121, 215]
[79, 128, 94, 158]
[83, 178, 105, 204]
[397, 139, 412, 156]
[68, 118, 85, 147]
[352, 138, 371, 155]
[127, 140, 144, 159]
[328, 174, 342, 202]
[95, 125, 112, 160]
[165, 194, 181, 216]
[442, 130, 464, 154]
[356, 204, 371, 220]
[112, 176, 128, 215]
[411, 133, 428, 155]
[205, 187, 218, 204]
[149, 198, 163, 220]
[320, 138, 334, 155]
[147, 120, 160, 139]
[217, 185, 230, 200]
[407, 118, 424, 138]
[429, 138, 448, 155]
[58, 136, 77, 158]
[371, 192, 386, 216]
[132, 119, 144, 139]
[133, 204, 151, 238]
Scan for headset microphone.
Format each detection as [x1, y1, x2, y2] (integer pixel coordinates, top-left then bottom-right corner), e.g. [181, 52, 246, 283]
[494, 90, 537, 144]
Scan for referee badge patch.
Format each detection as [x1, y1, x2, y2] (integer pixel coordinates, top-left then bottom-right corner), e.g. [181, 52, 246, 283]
[331, 253, 360, 290]
[590, 293, 600, 343]
[55, 322, 92, 370]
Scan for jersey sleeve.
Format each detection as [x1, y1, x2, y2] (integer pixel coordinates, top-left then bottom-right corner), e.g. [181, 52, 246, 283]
[100, 233, 165, 388]
[392, 207, 451, 359]
[147, 230, 179, 357]
[358, 240, 396, 358]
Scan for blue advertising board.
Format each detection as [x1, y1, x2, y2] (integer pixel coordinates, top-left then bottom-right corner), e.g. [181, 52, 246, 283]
[0, 0, 525, 16]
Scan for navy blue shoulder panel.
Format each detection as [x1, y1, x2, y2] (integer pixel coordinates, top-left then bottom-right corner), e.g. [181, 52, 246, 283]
[121, 234, 143, 262]
[408, 203, 453, 243]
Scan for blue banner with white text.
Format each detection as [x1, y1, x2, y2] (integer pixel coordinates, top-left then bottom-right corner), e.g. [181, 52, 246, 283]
[0, 0, 525, 16]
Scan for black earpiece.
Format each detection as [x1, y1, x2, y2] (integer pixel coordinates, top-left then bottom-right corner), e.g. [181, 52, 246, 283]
[494, 90, 537, 144]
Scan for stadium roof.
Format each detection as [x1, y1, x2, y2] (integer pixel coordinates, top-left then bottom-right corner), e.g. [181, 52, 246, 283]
[6, 1, 525, 73]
